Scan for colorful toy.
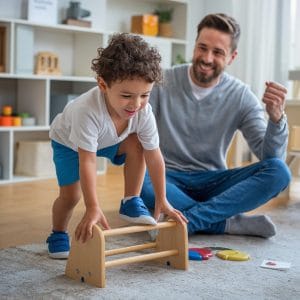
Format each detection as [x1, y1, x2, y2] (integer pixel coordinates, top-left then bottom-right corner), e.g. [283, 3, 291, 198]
[188, 250, 203, 261]
[188, 246, 250, 262]
[0, 106, 30, 127]
[216, 249, 250, 261]
[2, 105, 12, 116]
[189, 247, 213, 260]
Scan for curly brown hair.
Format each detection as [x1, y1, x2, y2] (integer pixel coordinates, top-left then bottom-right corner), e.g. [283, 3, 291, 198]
[91, 33, 163, 87]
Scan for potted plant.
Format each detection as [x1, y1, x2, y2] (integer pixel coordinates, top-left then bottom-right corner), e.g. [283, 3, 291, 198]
[154, 7, 174, 37]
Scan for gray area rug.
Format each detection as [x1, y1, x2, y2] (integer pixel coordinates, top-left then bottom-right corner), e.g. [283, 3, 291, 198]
[1, 203, 300, 300]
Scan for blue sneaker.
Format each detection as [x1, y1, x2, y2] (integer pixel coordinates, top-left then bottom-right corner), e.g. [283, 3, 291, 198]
[46, 231, 70, 259]
[119, 196, 157, 225]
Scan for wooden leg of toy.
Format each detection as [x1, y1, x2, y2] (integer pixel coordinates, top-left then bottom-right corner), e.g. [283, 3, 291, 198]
[65, 225, 106, 288]
[156, 221, 188, 270]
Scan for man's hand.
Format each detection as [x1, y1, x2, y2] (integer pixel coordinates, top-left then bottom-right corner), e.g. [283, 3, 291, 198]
[75, 206, 110, 243]
[262, 81, 287, 123]
[154, 200, 188, 225]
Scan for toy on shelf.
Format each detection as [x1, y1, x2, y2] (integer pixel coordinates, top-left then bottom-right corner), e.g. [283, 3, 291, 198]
[12, 116, 22, 126]
[64, 1, 91, 28]
[2, 105, 12, 116]
[20, 113, 36, 126]
[35, 52, 61, 75]
[0, 106, 36, 127]
[65, 221, 188, 288]
[0, 105, 13, 126]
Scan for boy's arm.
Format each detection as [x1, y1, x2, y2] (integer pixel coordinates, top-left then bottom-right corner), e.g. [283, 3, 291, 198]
[144, 148, 187, 224]
[75, 148, 110, 242]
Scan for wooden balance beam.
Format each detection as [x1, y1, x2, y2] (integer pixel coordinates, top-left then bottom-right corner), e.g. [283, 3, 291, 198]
[65, 221, 188, 288]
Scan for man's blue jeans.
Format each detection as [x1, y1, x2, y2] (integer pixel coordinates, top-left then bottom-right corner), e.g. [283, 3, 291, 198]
[141, 158, 291, 234]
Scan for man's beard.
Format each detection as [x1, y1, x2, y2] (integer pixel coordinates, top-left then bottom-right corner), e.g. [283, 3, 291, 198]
[192, 59, 223, 84]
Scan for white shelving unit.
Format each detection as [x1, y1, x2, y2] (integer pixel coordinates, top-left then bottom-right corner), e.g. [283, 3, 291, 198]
[0, 0, 189, 184]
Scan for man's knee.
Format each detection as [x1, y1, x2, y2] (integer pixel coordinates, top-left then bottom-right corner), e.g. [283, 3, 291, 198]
[265, 158, 292, 189]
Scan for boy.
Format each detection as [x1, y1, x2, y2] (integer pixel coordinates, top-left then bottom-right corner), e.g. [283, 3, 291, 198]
[47, 33, 187, 259]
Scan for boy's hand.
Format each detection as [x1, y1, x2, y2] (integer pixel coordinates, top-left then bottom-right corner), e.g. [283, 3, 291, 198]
[154, 200, 188, 225]
[75, 207, 110, 243]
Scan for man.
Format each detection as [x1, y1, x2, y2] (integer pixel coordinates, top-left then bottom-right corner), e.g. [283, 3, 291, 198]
[141, 13, 291, 238]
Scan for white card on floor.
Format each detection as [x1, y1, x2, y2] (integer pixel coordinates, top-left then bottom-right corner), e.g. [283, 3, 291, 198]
[260, 260, 291, 270]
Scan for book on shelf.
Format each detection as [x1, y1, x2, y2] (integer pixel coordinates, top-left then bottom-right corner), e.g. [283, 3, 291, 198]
[64, 18, 92, 28]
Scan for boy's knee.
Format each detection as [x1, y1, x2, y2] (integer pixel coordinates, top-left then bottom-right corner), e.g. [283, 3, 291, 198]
[59, 186, 81, 207]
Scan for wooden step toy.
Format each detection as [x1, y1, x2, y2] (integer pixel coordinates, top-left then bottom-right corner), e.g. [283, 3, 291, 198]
[65, 221, 188, 288]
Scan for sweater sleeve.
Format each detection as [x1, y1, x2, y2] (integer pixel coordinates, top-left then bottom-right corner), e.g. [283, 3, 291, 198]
[262, 117, 289, 160]
[239, 87, 288, 161]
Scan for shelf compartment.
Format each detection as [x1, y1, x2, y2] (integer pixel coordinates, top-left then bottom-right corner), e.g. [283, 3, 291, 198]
[14, 23, 105, 77]
[0, 77, 47, 126]
[13, 130, 52, 178]
[107, 0, 188, 40]
[49, 80, 96, 123]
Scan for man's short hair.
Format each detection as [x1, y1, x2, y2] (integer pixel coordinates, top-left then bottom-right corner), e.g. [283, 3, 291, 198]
[197, 13, 240, 52]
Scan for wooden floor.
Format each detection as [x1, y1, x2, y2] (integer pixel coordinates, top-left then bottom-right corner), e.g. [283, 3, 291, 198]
[0, 165, 299, 249]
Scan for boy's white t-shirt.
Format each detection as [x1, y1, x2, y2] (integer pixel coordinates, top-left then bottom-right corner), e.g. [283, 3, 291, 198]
[49, 86, 159, 152]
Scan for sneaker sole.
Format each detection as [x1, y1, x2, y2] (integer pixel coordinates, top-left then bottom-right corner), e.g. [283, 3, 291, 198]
[48, 251, 69, 259]
[119, 214, 157, 225]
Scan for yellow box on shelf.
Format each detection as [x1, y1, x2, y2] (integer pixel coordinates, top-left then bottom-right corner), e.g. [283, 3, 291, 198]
[131, 15, 158, 36]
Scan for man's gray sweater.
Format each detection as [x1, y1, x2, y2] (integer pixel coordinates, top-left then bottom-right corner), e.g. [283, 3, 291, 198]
[150, 64, 288, 172]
